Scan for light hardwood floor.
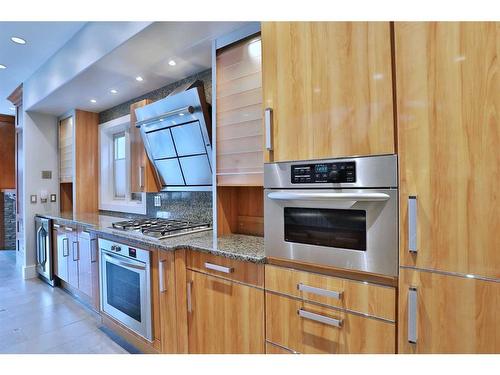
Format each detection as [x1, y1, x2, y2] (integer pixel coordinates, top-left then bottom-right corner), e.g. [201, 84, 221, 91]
[0, 250, 128, 354]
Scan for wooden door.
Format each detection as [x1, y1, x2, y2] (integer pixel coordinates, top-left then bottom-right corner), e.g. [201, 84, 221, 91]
[261, 22, 395, 162]
[395, 22, 500, 278]
[53, 225, 68, 282]
[399, 268, 500, 353]
[187, 270, 265, 353]
[67, 229, 79, 289]
[77, 229, 92, 298]
[158, 251, 178, 353]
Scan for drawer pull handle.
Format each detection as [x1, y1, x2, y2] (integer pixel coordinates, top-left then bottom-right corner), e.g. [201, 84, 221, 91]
[408, 196, 418, 253]
[298, 309, 342, 328]
[53, 224, 61, 229]
[408, 287, 418, 344]
[297, 283, 343, 300]
[204, 262, 233, 274]
[65, 226, 74, 232]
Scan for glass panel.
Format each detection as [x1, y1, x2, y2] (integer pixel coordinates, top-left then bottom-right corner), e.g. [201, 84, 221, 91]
[106, 262, 141, 322]
[114, 134, 126, 159]
[145, 128, 176, 159]
[155, 158, 185, 186]
[179, 155, 212, 185]
[114, 158, 126, 198]
[284, 207, 367, 251]
[170, 122, 207, 156]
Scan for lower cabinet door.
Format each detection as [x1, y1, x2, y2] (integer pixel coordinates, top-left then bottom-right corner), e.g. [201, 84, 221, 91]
[187, 270, 265, 353]
[158, 251, 177, 353]
[399, 268, 500, 353]
[54, 228, 69, 282]
[266, 293, 396, 354]
[77, 233, 92, 297]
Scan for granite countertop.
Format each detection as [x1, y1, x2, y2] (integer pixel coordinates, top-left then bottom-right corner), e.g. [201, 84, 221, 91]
[36, 212, 265, 263]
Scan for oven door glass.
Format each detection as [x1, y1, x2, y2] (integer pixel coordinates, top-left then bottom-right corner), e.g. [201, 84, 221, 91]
[106, 261, 142, 322]
[284, 207, 367, 251]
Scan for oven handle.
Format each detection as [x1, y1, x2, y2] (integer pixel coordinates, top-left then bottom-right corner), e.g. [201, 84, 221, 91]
[267, 192, 390, 202]
[103, 252, 146, 271]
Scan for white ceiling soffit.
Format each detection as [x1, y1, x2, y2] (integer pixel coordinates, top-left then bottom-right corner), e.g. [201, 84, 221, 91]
[0, 21, 86, 115]
[29, 21, 250, 115]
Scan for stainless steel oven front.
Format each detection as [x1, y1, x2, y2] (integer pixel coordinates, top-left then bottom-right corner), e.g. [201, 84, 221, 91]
[99, 238, 152, 341]
[264, 154, 398, 277]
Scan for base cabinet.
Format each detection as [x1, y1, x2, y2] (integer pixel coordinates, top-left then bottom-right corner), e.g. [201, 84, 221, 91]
[186, 270, 265, 353]
[398, 268, 500, 353]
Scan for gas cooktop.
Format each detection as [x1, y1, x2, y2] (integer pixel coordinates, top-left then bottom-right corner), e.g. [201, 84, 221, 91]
[111, 218, 211, 240]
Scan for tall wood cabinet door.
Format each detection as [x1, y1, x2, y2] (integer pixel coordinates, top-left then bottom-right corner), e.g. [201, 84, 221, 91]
[158, 251, 178, 353]
[261, 22, 395, 162]
[395, 22, 500, 278]
[77, 230, 92, 298]
[399, 268, 500, 353]
[130, 99, 159, 193]
[67, 230, 79, 289]
[187, 270, 265, 353]
[53, 226, 68, 282]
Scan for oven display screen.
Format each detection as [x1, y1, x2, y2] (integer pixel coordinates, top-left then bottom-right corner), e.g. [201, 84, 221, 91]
[284, 207, 367, 251]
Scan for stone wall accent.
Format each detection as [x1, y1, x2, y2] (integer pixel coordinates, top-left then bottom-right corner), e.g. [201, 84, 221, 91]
[0, 191, 16, 250]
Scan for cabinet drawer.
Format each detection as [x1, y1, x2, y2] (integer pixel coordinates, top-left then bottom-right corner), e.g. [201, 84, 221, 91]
[266, 293, 395, 354]
[186, 250, 264, 287]
[265, 265, 396, 321]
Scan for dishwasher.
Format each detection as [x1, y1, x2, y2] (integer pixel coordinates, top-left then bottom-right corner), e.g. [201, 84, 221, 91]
[35, 216, 56, 286]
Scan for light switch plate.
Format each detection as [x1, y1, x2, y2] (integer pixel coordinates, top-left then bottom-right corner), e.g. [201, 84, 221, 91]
[154, 195, 162, 207]
[50, 194, 57, 202]
[30, 195, 37, 204]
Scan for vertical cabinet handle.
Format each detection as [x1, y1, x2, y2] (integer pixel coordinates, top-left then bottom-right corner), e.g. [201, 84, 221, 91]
[72, 241, 80, 261]
[139, 166, 145, 189]
[62, 238, 69, 257]
[159, 260, 166, 293]
[408, 196, 418, 253]
[187, 281, 193, 313]
[265, 107, 273, 151]
[408, 287, 418, 344]
[90, 238, 97, 263]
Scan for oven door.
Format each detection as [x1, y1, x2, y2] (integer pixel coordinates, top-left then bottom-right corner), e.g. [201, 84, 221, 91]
[264, 188, 398, 276]
[100, 250, 152, 341]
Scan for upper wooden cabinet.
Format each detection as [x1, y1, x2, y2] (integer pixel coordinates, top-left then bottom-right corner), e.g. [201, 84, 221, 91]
[261, 22, 395, 162]
[395, 22, 500, 279]
[130, 99, 159, 193]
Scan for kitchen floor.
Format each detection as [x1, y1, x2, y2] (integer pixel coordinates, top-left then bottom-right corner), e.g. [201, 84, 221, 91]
[0, 250, 128, 354]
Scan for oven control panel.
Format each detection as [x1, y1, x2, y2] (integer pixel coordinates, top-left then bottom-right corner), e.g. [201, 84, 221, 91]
[291, 161, 356, 184]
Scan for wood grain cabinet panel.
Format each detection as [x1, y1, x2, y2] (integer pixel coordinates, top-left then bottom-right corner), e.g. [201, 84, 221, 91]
[261, 22, 395, 162]
[158, 250, 178, 353]
[266, 293, 395, 354]
[187, 270, 265, 353]
[265, 265, 396, 321]
[395, 22, 500, 278]
[398, 268, 500, 353]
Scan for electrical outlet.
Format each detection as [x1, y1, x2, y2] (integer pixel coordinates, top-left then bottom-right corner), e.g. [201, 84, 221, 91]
[50, 194, 57, 203]
[154, 195, 162, 207]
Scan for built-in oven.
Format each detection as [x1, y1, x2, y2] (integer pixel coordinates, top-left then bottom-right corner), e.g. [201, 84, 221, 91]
[99, 238, 152, 341]
[264, 154, 398, 277]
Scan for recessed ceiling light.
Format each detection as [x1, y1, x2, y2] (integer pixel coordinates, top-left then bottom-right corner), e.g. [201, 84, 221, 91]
[11, 36, 27, 45]
[0, 64, 6, 69]
[90, 99, 97, 103]
[179, 113, 184, 116]
[110, 89, 118, 94]
[135, 76, 144, 82]
[168, 60, 176, 66]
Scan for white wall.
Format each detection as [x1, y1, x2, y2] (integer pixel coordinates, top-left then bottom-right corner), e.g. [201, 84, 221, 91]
[22, 111, 59, 279]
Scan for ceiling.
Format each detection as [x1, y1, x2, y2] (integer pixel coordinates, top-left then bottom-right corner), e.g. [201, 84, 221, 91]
[0, 22, 86, 115]
[28, 22, 249, 115]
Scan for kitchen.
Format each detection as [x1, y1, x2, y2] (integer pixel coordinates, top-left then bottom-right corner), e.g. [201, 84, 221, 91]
[0, 2, 499, 372]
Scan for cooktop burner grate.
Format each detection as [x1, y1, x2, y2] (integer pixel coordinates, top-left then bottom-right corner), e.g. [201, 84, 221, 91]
[111, 218, 211, 239]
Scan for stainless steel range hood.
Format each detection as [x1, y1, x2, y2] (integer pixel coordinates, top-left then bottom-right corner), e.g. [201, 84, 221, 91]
[135, 81, 212, 191]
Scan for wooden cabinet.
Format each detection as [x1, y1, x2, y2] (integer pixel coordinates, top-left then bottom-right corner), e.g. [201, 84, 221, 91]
[398, 268, 500, 353]
[186, 270, 265, 353]
[130, 99, 159, 193]
[395, 22, 500, 279]
[158, 250, 178, 353]
[261, 22, 395, 162]
[266, 293, 395, 354]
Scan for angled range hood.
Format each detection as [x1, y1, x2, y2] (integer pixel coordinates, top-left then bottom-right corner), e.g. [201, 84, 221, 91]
[135, 81, 213, 191]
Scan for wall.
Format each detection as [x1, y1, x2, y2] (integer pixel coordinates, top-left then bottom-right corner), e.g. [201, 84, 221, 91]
[99, 69, 212, 123]
[0, 115, 15, 189]
[22, 111, 59, 278]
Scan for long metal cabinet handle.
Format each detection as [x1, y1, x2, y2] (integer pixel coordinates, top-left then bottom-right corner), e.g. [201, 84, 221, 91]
[267, 191, 390, 202]
[204, 262, 233, 274]
[298, 309, 343, 328]
[103, 253, 146, 271]
[72, 241, 79, 261]
[62, 238, 69, 257]
[65, 226, 74, 232]
[408, 196, 418, 253]
[187, 281, 193, 313]
[265, 107, 273, 151]
[298, 283, 343, 300]
[408, 287, 418, 344]
[139, 166, 145, 189]
[159, 260, 166, 293]
[90, 238, 97, 263]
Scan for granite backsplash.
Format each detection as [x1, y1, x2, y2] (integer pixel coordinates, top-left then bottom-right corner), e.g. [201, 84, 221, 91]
[99, 69, 212, 124]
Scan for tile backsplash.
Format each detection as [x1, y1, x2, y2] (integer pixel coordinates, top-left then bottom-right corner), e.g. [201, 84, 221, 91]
[146, 191, 212, 224]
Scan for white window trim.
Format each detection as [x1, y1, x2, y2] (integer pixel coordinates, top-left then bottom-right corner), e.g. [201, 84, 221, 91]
[98, 114, 146, 215]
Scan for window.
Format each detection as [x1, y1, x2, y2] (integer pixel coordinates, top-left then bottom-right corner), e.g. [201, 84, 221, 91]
[99, 115, 146, 214]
